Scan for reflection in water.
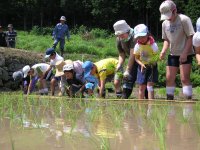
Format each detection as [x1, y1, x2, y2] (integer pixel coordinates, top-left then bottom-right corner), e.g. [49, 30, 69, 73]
[0, 95, 200, 150]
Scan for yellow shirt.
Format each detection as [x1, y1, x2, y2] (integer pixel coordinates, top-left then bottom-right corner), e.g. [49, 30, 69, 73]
[134, 39, 159, 65]
[94, 58, 118, 81]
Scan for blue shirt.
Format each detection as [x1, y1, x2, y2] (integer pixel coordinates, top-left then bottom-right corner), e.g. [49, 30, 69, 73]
[53, 23, 70, 40]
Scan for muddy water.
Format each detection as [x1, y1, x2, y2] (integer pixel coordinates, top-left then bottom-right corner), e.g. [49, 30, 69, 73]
[0, 99, 200, 150]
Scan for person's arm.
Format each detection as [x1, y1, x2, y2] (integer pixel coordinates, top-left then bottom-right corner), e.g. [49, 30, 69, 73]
[52, 25, 57, 39]
[179, 36, 193, 63]
[15, 31, 17, 43]
[99, 79, 106, 98]
[135, 55, 146, 72]
[27, 77, 32, 95]
[125, 48, 135, 73]
[195, 47, 200, 65]
[5, 32, 9, 47]
[160, 40, 170, 60]
[116, 52, 125, 71]
[66, 25, 70, 40]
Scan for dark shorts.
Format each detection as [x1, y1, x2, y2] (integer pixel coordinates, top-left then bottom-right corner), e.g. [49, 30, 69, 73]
[167, 55, 193, 67]
[136, 64, 158, 85]
[53, 76, 61, 81]
[44, 70, 53, 81]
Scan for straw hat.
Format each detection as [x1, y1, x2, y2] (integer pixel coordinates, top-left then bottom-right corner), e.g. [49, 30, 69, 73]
[55, 59, 73, 77]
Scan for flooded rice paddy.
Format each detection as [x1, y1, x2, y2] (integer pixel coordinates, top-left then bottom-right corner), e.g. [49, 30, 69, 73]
[0, 93, 200, 150]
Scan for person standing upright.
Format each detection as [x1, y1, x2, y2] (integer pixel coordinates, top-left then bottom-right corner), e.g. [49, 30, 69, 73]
[159, 0, 195, 100]
[6, 24, 17, 48]
[52, 16, 70, 57]
[0, 26, 7, 47]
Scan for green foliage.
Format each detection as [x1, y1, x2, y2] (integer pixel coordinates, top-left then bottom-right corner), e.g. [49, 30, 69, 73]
[90, 28, 109, 38]
[30, 26, 53, 35]
[185, 0, 200, 24]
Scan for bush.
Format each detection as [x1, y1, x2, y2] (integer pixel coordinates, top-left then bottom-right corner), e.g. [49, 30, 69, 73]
[30, 26, 53, 35]
[90, 28, 109, 38]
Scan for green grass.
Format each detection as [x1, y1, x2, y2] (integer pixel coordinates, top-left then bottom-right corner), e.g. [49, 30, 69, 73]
[16, 31, 118, 61]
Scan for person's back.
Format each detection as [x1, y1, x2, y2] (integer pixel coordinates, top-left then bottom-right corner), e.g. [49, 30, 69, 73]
[32, 63, 50, 76]
[94, 58, 118, 80]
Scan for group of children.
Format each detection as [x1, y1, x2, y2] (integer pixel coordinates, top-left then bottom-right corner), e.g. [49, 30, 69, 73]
[12, 0, 200, 100]
[12, 23, 159, 99]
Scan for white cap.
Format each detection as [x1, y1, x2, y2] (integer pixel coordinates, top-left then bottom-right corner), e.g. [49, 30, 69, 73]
[113, 20, 130, 36]
[63, 64, 74, 72]
[159, 0, 176, 20]
[134, 24, 148, 38]
[193, 32, 200, 47]
[22, 65, 30, 78]
[60, 16, 66, 21]
[196, 17, 200, 32]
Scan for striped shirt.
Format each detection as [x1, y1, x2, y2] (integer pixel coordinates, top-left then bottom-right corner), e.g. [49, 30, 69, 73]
[6, 30, 17, 42]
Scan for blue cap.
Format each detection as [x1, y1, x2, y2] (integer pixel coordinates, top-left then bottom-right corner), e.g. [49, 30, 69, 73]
[45, 48, 55, 58]
[82, 61, 93, 77]
[85, 83, 95, 90]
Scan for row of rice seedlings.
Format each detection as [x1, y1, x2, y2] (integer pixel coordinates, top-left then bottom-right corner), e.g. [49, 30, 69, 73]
[1, 93, 200, 149]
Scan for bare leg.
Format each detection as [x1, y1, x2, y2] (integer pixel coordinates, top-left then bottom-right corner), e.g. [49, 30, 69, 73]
[166, 66, 179, 99]
[138, 84, 146, 99]
[180, 64, 192, 99]
[51, 78, 57, 96]
[147, 82, 154, 99]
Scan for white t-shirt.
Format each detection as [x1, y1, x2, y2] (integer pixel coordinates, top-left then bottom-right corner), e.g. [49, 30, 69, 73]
[162, 14, 195, 55]
[32, 63, 50, 76]
[50, 53, 64, 66]
[193, 32, 200, 47]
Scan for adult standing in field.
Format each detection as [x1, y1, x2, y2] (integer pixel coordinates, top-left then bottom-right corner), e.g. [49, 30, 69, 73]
[52, 16, 70, 57]
[159, 0, 195, 100]
[193, 17, 200, 65]
[6, 24, 17, 48]
[0, 26, 7, 47]
[113, 20, 148, 99]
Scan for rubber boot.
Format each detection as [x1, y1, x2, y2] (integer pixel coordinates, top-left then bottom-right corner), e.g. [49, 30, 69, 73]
[122, 88, 132, 99]
[167, 94, 174, 100]
[116, 91, 122, 98]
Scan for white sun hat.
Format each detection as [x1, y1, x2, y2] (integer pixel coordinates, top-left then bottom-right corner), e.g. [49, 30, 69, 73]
[22, 65, 30, 78]
[193, 32, 200, 47]
[113, 20, 130, 36]
[60, 16, 66, 21]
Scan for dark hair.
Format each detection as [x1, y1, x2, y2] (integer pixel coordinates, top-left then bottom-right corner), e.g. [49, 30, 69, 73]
[50, 52, 56, 56]
[64, 70, 74, 73]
